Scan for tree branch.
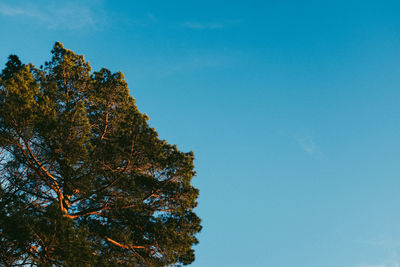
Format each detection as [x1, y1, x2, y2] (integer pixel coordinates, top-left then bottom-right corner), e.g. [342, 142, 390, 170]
[64, 199, 110, 219]
[18, 138, 68, 214]
[105, 236, 145, 250]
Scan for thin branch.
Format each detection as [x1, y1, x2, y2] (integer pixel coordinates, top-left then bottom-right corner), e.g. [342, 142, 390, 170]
[99, 110, 109, 141]
[65, 199, 110, 219]
[17, 138, 67, 214]
[105, 236, 145, 250]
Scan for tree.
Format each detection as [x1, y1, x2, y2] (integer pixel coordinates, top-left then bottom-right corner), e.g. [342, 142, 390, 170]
[0, 43, 201, 266]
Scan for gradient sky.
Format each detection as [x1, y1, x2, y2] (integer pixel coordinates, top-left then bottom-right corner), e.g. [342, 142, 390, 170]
[2, 1, 400, 266]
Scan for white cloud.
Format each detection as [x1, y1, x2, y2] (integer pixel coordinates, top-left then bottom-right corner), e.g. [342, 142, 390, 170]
[147, 13, 158, 24]
[0, 0, 105, 29]
[183, 22, 226, 29]
[296, 133, 318, 155]
[182, 20, 241, 30]
[354, 237, 400, 267]
[355, 261, 400, 267]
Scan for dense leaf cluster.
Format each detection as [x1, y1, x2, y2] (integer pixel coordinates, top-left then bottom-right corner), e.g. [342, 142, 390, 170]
[0, 43, 201, 266]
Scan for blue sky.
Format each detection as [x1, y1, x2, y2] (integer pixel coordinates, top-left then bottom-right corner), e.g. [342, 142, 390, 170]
[2, 1, 400, 266]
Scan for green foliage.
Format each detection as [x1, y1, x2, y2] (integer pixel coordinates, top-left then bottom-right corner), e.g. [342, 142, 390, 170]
[0, 42, 201, 266]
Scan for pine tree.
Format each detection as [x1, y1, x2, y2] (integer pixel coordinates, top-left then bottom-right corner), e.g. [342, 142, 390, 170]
[0, 42, 201, 266]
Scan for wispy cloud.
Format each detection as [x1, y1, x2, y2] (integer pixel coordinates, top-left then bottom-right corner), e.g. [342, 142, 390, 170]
[0, 0, 105, 29]
[355, 261, 400, 267]
[146, 13, 158, 24]
[182, 20, 241, 30]
[356, 264, 387, 267]
[355, 237, 400, 267]
[296, 133, 318, 155]
[130, 52, 234, 82]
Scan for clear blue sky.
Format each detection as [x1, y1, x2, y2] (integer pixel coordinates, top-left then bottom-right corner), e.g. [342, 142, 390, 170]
[2, 1, 400, 266]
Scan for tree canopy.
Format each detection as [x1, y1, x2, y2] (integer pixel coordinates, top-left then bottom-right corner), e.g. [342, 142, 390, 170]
[0, 42, 201, 266]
